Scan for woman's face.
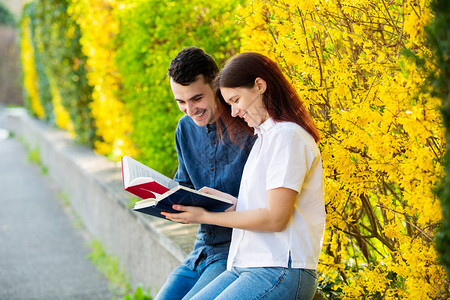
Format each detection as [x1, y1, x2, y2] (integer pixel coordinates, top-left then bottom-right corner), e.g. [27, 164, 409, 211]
[220, 80, 268, 128]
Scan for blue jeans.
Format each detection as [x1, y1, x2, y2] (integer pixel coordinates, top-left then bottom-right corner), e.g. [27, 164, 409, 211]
[190, 266, 318, 300]
[155, 259, 227, 300]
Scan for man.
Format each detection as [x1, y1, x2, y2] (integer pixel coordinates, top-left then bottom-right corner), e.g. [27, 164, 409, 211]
[155, 47, 255, 299]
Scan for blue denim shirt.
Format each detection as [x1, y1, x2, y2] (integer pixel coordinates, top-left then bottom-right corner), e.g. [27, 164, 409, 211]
[174, 115, 256, 269]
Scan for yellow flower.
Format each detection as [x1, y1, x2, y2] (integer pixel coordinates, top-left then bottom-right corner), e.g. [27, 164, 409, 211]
[21, 16, 45, 119]
[239, 0, 447, 297]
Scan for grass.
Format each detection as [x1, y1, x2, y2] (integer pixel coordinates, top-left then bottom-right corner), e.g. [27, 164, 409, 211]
[124, 285, 152, 300]
[87, 239, 153, 300]
[87, 239, 132, 297]
[57, 192, 84, 229]
[19, 136, 48, 175]
[58, 191, 70, 206]
[127, 197, 140, 209]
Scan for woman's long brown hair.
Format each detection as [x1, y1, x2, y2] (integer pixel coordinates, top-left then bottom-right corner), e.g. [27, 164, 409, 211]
[215, 52, 320, 143]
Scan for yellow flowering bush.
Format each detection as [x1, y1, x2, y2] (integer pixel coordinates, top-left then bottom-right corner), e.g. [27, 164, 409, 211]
[48, 75, 74, 133]
[31, 0, 96, 146]
[20, 0, 244, 172]
[20, 1, 74, 132]
[68, 0, 137, 159]
[239, 0, 448, 298]
[20, 14, 45, 119]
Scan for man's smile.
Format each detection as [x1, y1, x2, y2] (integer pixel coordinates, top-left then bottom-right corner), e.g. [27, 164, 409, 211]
[194, 110, 206, 118]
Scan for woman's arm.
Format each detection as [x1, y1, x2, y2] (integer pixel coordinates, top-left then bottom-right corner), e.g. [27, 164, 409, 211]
[199, 186, 238, 211]
[162, 187, 297, 232]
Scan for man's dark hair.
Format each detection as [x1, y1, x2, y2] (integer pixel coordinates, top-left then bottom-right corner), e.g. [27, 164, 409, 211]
[168, 47, 219, 86]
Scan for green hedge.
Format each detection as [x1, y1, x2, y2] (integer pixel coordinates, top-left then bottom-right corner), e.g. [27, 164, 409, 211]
[0, 2, 15, 26]
[37, 0, 96, 146]
[428, 0, 450, 278]
[20, 0, 244, 176]
[21, 2, 54, 123]
[115, 0, 244, 175]
[22, 0, 97, 147]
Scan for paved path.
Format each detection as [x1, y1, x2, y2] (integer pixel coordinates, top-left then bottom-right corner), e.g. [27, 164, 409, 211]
[0, 106, 113, 299]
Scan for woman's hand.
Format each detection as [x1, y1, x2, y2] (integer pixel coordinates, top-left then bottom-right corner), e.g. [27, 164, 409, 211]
[199, 186, 238, 212]
[161, 205, 209, 224]
[162, 187, 237, 224]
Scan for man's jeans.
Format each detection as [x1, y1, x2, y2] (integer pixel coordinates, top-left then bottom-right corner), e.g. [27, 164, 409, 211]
[190, 265, 318, 300]
[155, 259, 227, 300]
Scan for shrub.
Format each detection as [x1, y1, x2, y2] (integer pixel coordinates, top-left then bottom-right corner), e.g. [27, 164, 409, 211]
[68, 0, 137, 159]
[424, 0, 450, 278]
[114, 0, 244, 175]
[20, 3, 45, 119]
[239, 0, 448, 298]
[21, 0, 244, 173]
[33, 0, 96, 146]
[0, 2, 15, 26]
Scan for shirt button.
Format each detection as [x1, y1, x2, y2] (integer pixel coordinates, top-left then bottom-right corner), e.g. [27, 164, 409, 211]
[210, 167, 214, 171]
[212, 140, 216, 145]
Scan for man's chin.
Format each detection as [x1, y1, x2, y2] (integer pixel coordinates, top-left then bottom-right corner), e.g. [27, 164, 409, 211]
[191, 114, 213, 127]
[193, 119, 209, 127]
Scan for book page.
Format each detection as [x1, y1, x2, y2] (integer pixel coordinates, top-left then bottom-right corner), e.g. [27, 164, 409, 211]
[123, 156, 178, 189]
[134, 198, 157, 210]
[178, 186, 233, 204]
[129, 177, 154, 186]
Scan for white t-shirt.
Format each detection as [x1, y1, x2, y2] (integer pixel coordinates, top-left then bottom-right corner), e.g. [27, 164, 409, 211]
[227, 118, 325, 270]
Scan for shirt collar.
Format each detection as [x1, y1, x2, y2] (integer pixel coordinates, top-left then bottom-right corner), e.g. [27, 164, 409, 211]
[254, 117, 276, 136]
[206, 122, 217, 133]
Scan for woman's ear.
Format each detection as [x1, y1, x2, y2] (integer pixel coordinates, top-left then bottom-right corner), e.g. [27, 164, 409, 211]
[254, 77, 267, 94]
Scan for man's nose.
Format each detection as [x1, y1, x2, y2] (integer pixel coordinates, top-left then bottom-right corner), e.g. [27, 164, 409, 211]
[186, 102, 195, 116]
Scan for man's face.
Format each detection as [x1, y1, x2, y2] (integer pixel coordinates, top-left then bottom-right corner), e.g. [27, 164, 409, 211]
[170, 75, 216, 127]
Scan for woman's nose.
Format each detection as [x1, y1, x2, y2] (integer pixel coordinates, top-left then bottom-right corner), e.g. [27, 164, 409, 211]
[231, 105, 238, 117]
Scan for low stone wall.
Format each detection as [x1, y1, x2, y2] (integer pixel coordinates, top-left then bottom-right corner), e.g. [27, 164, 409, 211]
[5, 109, 198, 296]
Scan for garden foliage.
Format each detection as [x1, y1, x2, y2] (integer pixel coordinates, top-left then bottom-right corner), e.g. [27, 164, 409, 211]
[424, 0, 450, 278]
[113, 0, 244, 174]
[238, 0, 448, 298]
[35, 0, 95, 146]
[21, 0, 95, 145]
[0, 2, 15, 26]
[20, 3, 45, 119]
[20, 0, 244, 175]
[21, 2, 56, 124]
[67, 0, 137, 160]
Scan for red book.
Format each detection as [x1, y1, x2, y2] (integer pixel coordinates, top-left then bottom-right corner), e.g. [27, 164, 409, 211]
[121, 156, 232, 221]
[121, 155, 177, 199]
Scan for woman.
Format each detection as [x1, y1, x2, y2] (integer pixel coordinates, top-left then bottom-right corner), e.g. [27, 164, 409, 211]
[162, 52, 325, 300]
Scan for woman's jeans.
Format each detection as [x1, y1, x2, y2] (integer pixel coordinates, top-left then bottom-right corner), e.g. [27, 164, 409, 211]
[155, 259, 227, 300]
[190, 265, 318, 300]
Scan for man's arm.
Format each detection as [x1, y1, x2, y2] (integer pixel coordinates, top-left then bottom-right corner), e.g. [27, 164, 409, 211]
[173, 123, 195, 189]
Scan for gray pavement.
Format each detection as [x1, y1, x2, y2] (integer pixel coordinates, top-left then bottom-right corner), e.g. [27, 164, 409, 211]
[0, 106, 114, 299]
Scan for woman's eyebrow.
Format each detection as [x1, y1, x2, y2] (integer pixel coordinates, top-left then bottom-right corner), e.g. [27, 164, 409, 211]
[225, 95, 237, 104]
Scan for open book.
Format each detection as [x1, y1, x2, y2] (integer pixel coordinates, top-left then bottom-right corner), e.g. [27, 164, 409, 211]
[121, 156, 233, 220]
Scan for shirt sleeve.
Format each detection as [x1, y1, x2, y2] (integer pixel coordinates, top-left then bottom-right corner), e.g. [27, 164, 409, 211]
[265, 127, 314, 193]
[173, 122, 195, 189]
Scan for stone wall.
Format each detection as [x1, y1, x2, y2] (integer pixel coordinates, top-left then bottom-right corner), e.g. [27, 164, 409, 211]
[5, 108, 198, 296]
